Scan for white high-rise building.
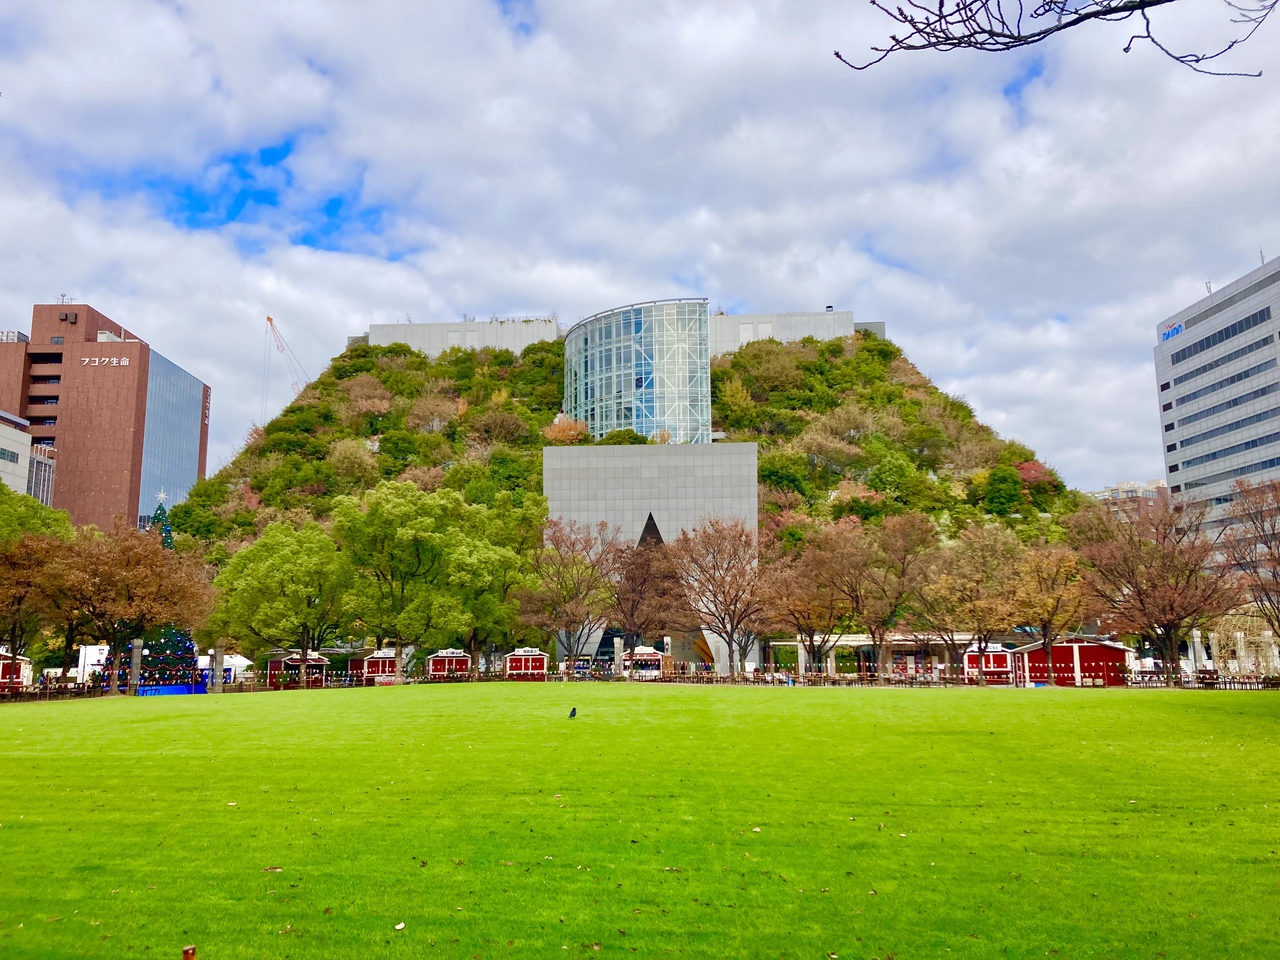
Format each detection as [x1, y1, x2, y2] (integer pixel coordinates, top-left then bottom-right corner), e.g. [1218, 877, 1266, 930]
[1154, 257, 1280, 509]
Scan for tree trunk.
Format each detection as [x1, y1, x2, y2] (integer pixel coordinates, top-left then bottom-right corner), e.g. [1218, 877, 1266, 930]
[107, 641, 120, 695]
[394, 637, 404, 685]
[876, 634, 891, 685]
[129, 638, 143, 695]
[212, 637, 225, 694]
[1043, 634, 1056, 686]
[299, 625, 310, 690]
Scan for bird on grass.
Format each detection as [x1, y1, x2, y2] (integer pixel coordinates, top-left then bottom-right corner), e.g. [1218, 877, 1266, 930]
[569, 707, 577, 719]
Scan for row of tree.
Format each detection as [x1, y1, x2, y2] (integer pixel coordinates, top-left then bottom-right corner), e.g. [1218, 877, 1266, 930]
[0, 499, 213, 693]
[521, 485, 1280, 687]
[8, 478, 1280, 690]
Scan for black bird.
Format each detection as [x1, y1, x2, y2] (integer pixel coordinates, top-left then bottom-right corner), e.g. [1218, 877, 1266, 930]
[569, 707, 577, 719]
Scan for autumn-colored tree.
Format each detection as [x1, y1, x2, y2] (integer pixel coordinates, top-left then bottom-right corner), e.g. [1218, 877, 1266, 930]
[759, 546, 845, 673]
[0, 535, 57, 686]
[921, 525, 1026, 684]
[541, 416, 590, 445]
[1222, 480, 1280, 640]
[1017, 544, 1088, 684]
[1070, 498, 1241, 687]
[812, 514, 936, 680]
[519, 519, 620, 667]
[54, 521, 215, 695]
[610, 540, 697, 654]
[669, 517, 765, 676]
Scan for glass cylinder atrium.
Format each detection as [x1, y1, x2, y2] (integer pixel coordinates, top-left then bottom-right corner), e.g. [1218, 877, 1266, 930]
[563, 299, 711, 444]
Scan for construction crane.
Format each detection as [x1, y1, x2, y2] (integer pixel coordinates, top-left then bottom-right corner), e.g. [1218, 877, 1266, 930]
[261, 316, 311, 421]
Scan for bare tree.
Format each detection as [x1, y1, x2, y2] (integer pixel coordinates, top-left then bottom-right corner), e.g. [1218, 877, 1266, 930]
[760, 547, 846, 674]
[611, 540, 698, 654]
[670, 518, 766, 677]
[519, 519, 621, 668]
[1017, 544, 1089, 684]
[1222, 480, 1280, 640]
[836, 0, 1277, 77]
[1070, 498, 1241, 686]
[813, 514, 937, 681]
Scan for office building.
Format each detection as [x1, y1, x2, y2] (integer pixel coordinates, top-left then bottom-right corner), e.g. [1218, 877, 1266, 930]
[708, 308, 883, 355]
[0, 304, 209, 529]
[364, 316, 559, 357]
[1155, 257, 1280, 509]
[0, 409, 55, 506]
[563, 299, 712, 443]
[1085, 479, 1167, 515]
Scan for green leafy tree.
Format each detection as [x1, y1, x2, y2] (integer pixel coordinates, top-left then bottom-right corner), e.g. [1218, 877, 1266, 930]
[332, 482, 492, 681]
[212, 523, 352, 679]
[983, 464, 1026, 516]
[0, 485, 73, 542]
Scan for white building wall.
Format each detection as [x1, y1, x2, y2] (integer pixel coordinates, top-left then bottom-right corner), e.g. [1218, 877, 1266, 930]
[0, 416, 32, 498]
[366, 318, 560, 357]
[708, 311, 884, 356]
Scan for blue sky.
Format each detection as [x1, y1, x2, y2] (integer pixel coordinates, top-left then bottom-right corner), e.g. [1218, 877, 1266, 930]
[0, 0, 1277, 489]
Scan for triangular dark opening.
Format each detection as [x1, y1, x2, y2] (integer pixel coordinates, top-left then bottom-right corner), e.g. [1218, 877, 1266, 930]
[638, 512, 664, 546]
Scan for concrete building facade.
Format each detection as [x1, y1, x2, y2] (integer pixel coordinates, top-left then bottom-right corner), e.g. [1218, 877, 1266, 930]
[708, 309, 883, 355]
[0, 305, 209, 529]
[562, 299, 712, 443]
[1154, 257, 1280, 509]
[0, 410, 56, 507]
[543, 443, 758, 672]
[365, 317, 558, 357]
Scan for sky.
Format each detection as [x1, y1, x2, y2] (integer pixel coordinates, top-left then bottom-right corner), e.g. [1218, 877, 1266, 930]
[1, 0, 1278, 492]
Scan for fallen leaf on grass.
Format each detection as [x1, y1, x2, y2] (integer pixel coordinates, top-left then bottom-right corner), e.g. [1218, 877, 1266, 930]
[262, 867, 283, 873]
[394, 922, 405, 930]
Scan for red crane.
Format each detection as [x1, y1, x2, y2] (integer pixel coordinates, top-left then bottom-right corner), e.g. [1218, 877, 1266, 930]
[261, 316, 311, 422]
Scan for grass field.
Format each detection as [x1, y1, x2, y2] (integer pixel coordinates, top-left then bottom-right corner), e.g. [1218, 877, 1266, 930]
[1, 685, 1278, 959]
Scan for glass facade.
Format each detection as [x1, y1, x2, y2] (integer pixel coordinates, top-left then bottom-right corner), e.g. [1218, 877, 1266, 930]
[563, 299, 711, 443]
[138, 350, 204, 518]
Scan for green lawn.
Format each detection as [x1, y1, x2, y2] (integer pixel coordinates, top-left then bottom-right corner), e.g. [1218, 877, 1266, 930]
[0, 685, 1277, 959]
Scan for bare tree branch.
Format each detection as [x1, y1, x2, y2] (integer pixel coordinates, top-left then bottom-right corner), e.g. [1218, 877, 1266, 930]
[836, 0, 1277, 77]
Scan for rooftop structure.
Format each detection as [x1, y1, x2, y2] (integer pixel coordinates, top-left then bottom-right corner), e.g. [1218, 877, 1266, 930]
[365, 316, 559, 358]
[708, 308, 883, 355]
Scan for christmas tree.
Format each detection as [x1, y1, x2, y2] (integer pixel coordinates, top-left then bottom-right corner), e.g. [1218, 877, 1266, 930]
[151, 501, 175, 550]
[132, 498, 196, 689]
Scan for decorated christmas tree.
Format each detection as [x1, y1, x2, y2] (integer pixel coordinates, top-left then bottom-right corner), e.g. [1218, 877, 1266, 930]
[151, 501, 175, 550]
[133, 497, 196, 689]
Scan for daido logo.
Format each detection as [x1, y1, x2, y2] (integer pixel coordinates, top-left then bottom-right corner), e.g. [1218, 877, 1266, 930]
[1161, 321, 1184, 342]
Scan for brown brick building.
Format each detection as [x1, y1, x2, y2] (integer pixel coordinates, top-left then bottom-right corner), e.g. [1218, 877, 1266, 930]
[0, 304, 210, 529]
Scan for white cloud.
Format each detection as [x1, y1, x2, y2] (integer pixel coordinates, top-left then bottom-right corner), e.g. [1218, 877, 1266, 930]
[0, 0, 1278, 489]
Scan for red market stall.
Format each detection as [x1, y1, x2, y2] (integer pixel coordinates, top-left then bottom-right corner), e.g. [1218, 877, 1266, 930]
[427, 648, 472, 680]
[1012, 637, 1131, 687]
[505, 647, 549, 682]
[346, 648, 404, 685]
[266, 650, 330, 689]
[964, 647, 1015, 685]
[0, 651, 33, 691]
[622, 645, 666, 680]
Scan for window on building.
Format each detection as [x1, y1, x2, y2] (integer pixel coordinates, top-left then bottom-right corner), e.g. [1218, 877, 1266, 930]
[0, 448, 18, 464]
[50, 336, 64, 345]
[1166, 443, 1177, 453]
[1162, 401, 1173, 412]
[1160, 382, 1170, 392]
[1168, 464, 1179, 473]
[1164, 423, 1175, 432]
[1170, 484, 1182, 494]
